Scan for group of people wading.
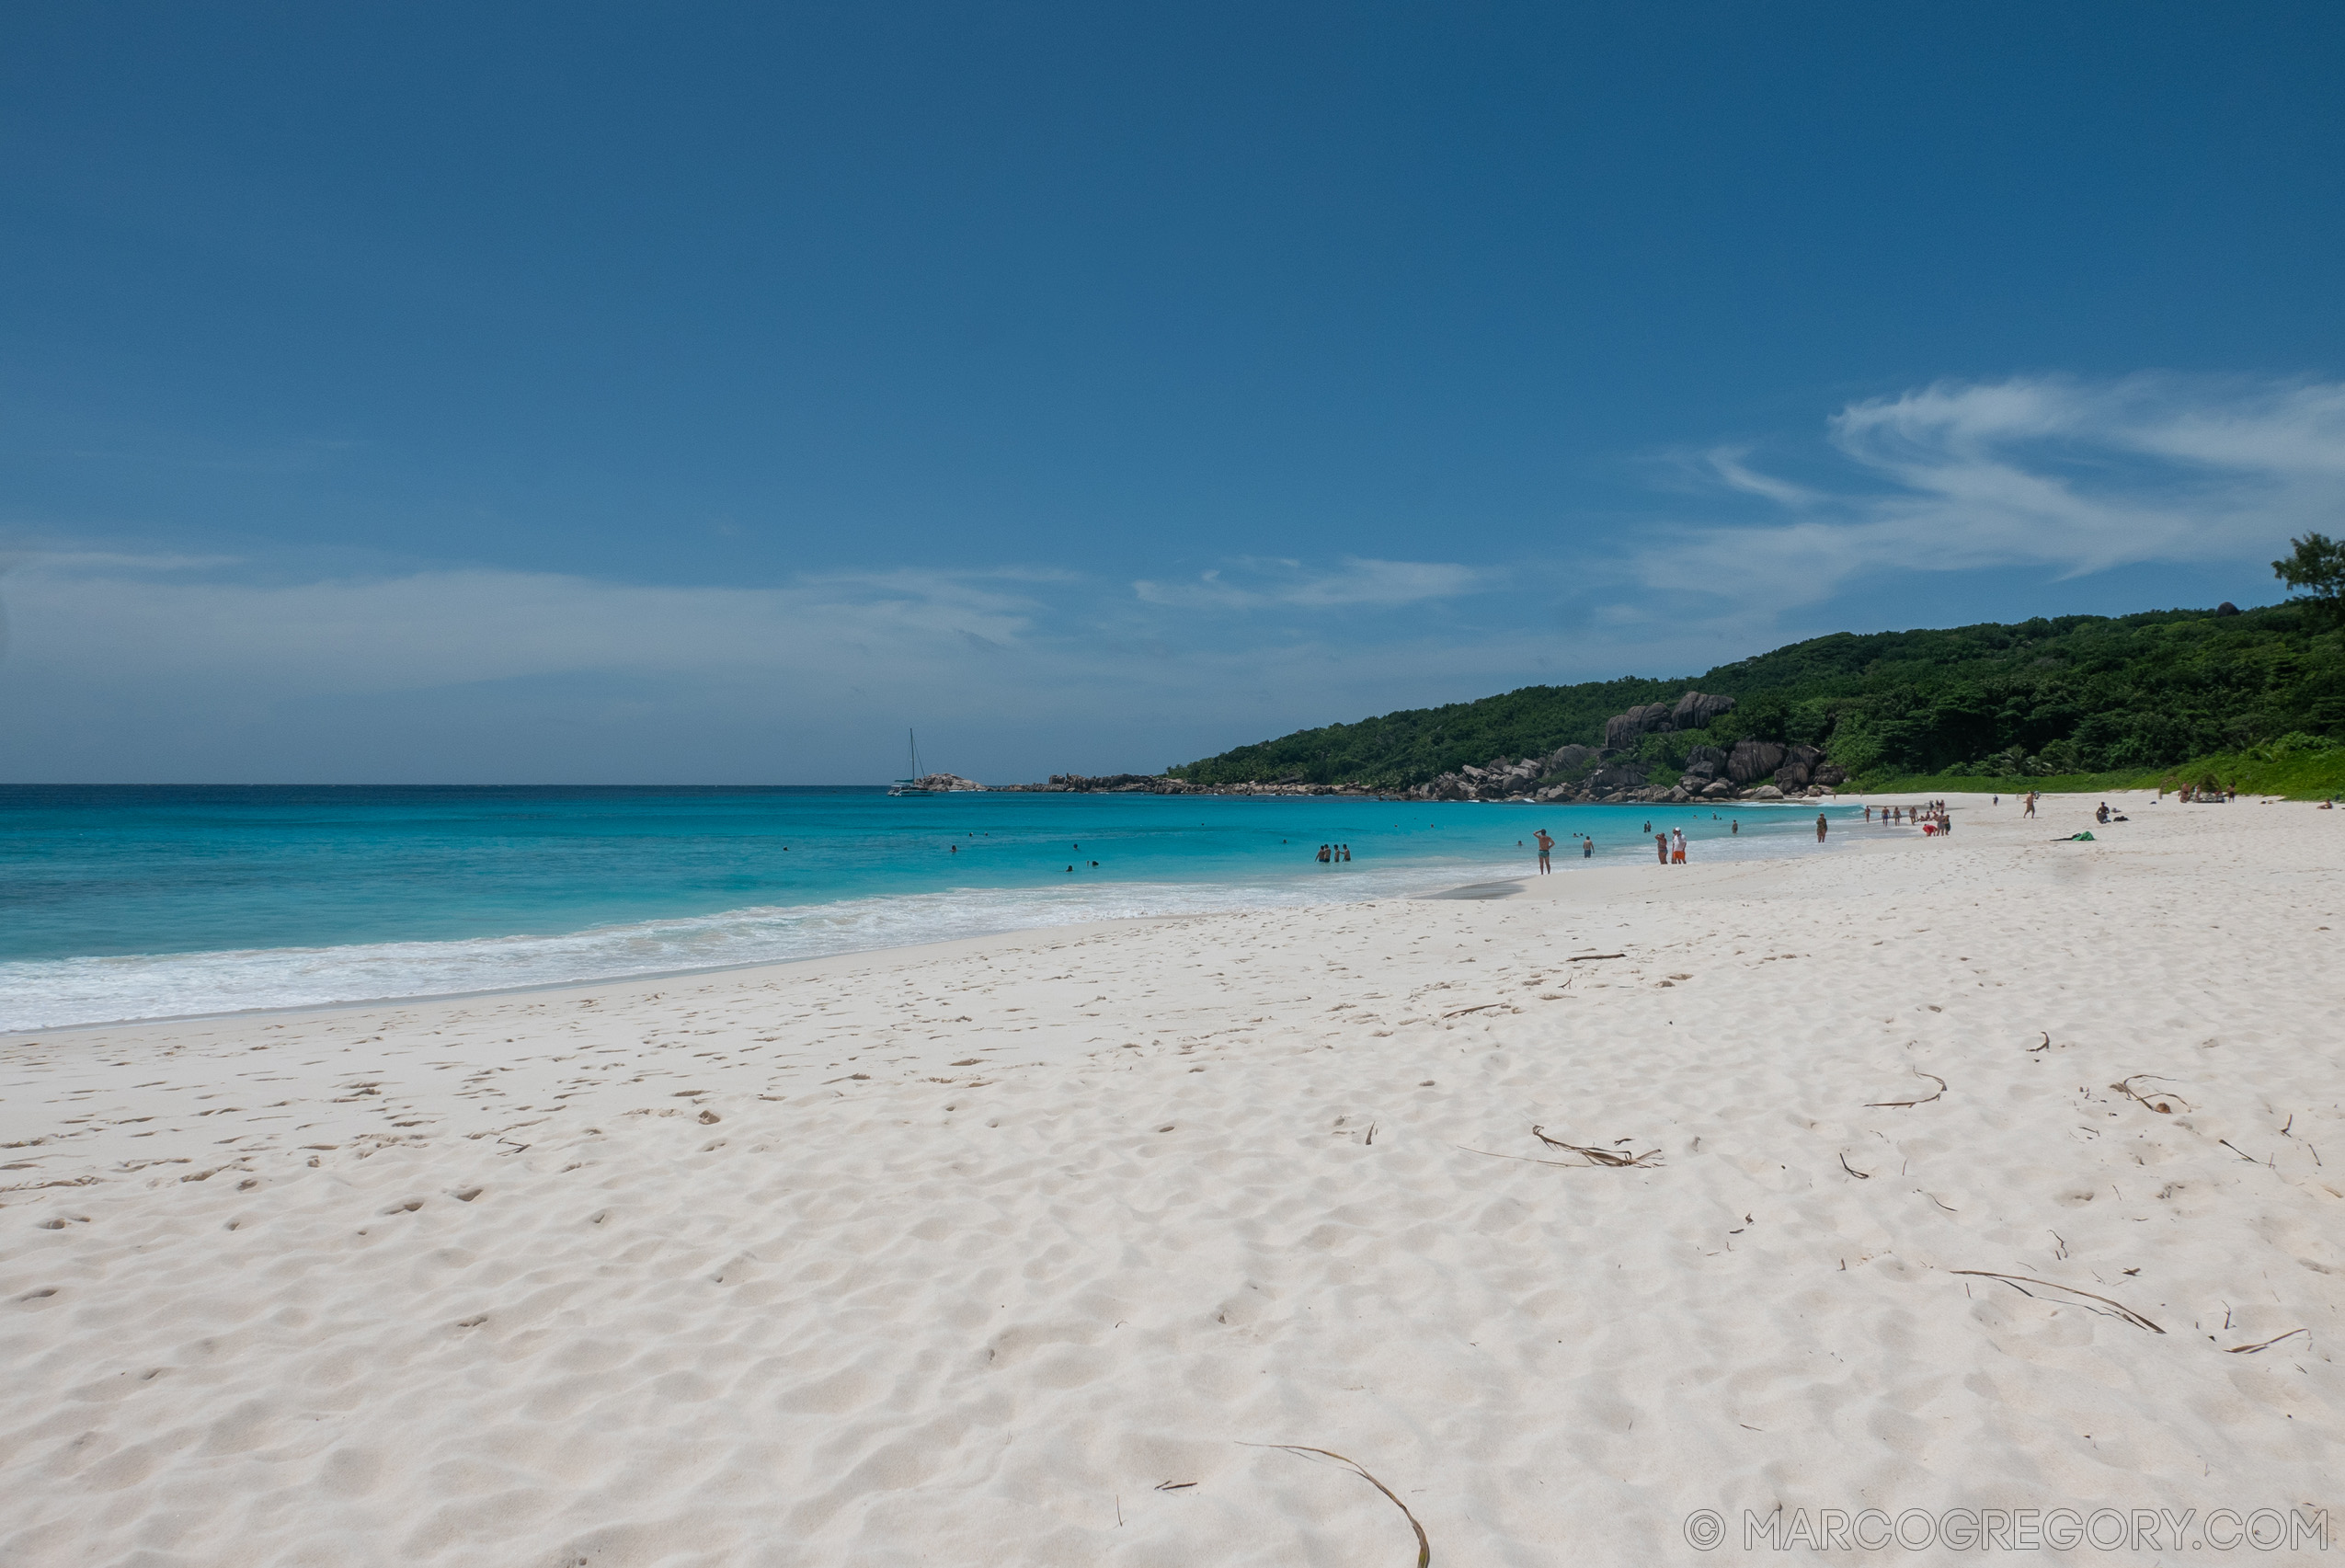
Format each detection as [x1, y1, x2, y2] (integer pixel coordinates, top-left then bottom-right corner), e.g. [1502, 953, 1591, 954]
[1866, 800, 1951, 835]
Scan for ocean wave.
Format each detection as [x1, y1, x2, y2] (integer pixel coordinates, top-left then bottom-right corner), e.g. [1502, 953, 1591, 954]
[0, 813, 1862, 1032]
[0, 861, 1489, 1031]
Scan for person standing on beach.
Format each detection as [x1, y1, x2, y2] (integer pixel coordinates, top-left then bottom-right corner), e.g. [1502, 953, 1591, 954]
[2024, 791, 2038, 818]
[1670, 827, 1686, 864]
[1655, 832, 1669, 864]
[1534, 829, 1554, 874]
[1815, 812, 1828, 842]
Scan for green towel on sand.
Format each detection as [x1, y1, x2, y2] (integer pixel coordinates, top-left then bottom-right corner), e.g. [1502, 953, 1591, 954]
[2065, 830, 2095, 841]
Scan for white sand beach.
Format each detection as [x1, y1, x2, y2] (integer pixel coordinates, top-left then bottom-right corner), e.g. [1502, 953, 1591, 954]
[4, 792, 2341, 1566]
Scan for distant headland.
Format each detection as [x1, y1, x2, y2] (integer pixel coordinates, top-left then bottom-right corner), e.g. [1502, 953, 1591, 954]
[999, 602, 2345, 802]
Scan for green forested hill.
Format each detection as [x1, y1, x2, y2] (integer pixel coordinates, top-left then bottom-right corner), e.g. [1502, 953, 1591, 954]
[1168, 602, 2345, 789]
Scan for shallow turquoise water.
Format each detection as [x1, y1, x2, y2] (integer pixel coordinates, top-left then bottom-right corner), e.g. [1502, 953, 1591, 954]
[0, 785, 1854, 1029]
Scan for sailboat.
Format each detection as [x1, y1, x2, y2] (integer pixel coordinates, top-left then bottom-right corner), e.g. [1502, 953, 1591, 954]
[887, 730, 937, 795]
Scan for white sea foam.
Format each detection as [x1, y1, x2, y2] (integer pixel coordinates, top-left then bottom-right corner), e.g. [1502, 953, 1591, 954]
[0, 862, 1484, 1031]
[0, 825, 1854, 1032]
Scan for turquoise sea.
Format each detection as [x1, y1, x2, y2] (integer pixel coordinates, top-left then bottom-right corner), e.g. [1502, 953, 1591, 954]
[0, 786, 1859, 1031]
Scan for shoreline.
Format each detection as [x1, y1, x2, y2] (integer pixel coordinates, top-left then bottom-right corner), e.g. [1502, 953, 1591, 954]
[0, 796, 1933, 1037]
[0, 917, 1195, 1041]
[0, 787, 2163, 1043]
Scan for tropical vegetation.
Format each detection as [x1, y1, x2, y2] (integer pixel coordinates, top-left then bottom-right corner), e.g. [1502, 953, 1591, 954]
[1170, 595, 2345, 798]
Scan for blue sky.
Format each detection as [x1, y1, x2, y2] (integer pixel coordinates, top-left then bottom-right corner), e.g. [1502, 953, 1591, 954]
[5, 3, 2343, 783]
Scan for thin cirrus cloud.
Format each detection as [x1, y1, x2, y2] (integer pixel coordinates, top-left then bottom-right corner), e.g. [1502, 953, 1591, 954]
[0, 552, 1493, 720]
[1647, 373, 2345, 609]
[0, 559, 1066, 696]
[1131, 555, 1488, 611]
[0, 550, 1574, 781]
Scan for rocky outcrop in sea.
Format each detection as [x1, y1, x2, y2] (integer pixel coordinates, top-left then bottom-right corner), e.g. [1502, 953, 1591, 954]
[990, 773, 1205, 794]
[902, 773, 988, 792]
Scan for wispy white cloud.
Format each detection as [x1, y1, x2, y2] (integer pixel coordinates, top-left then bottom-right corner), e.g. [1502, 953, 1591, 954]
[1133, 555, 1487, 610]
[0, 556, 1063, 696]
[0, 551, 1585, 781]
[1700, 444, 1829, 509]
[1638, 374, 2345, 609]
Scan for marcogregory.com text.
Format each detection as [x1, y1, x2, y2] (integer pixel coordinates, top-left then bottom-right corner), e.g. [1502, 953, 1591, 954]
[1682, 1505, 2328, 1554]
